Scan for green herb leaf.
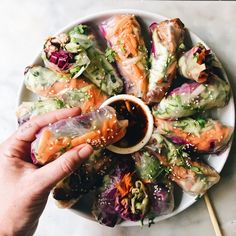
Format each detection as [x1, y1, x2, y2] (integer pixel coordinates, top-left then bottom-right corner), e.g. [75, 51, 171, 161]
[190, 166, 202, 174]
[178, 43, 185, 50]
[60, 142, 72, 154]
[32, 71, 40, 77]
[105, 47, 117, 63]
[56, 99, 65, 108]
[195, 194, 203, 201]
[74, 24, 88, 34]
[146, 58, 151, 69]
[196, 117, 206, 128]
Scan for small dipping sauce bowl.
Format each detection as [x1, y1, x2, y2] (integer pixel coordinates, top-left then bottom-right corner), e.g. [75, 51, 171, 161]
[100, 94, 154, 154]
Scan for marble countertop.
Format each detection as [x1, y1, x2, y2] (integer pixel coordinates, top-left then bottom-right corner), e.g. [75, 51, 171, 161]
[0, 0, 236, 235]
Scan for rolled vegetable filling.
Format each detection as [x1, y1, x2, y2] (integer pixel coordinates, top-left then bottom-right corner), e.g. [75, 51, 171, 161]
[101, 15, 149, 99]
[132, 150, 163, 183]
[42, 31, 90, 78]
[146, 131, 220, 196]
[132, 150, 175, 217]
[155, 117, 232, 153]
[16, 99, 65, 125]
[69, 25, 124, 96]
[24, 65, 108, 105]
[31, 106, 128, 165]
[178, 43, 210, 83]
[53, 149, 114, 208]
[146, 18, 185, 104]
[146, 181, 174, 217]
[17, 80, 107, 125]
[24, 65, 75, 97]
[153, 74, 230, 119]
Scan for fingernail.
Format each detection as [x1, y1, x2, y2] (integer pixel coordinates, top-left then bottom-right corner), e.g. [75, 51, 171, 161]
[78, 144, 93, 159]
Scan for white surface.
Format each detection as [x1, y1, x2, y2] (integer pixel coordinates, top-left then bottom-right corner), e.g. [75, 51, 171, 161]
[1, 0, 236, 235]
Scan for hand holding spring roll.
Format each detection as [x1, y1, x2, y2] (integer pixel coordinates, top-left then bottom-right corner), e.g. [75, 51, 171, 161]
[31, 106, 128, 165]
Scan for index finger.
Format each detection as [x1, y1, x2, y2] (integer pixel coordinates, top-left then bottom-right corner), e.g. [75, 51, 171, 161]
[16, 107, 81, 142]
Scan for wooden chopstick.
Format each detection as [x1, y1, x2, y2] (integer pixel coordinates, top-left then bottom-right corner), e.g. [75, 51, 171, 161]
[204, 193, 223, 236]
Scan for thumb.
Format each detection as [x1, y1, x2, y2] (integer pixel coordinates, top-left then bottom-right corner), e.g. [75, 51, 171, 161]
[34, 144, 93, 191]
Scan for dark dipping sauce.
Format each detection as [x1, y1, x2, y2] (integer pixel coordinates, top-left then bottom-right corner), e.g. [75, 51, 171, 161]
[110, 100, 148, 148]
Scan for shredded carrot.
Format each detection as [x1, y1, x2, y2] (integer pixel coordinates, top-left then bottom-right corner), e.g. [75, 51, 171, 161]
[197, 50, 206, 64]
[132, 64, 143, 78]
[171, 166, 189, 181]
[81, 86, 107, 113]
[38, 129, 52, 155]
[44, 144, 64, 159]
[51, 81, 68, 94]
[129, 34, 137, 50]
[71, 131, 98, 147]
[104, 15, 148, 100]
[125, 101, 131, 113]
[157, 120, 231, 152]
[61, 137, 71, 146]
[116, 173, 132, 197]
[156, 154, 169, 166]
[124, 36, 137, 56]
[69, 78, 78, 88]
[198, 71, 208, 83]
[101, 120, 109, 137]
[112, 16, 132, 36]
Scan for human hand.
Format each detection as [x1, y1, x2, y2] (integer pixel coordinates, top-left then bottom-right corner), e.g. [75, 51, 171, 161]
[0, 108, 93, 236]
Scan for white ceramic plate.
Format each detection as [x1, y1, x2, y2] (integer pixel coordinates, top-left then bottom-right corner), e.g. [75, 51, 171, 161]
[17, 9, 235, 227]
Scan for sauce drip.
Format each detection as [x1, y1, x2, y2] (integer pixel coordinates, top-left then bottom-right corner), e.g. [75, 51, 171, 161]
[110, 100, 148, 148]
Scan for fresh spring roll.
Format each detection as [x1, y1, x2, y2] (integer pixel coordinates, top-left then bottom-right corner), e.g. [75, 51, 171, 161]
[53, 149, 114, 208]
[68, 25, 124, 96]
[42, 24, 123, 95]
[31, 106, 128, 165]
[132, 150, 163, 183]
[152, 74, 230, 119]
[58, 85, 107, 113]
[114, 177, 149, 222]
[42, 30, 90, 78]
[146, 181, 174, 218]
[132, 150, 174, 217]
[155, 117, 233, 153]
[16, 99, 64, 125]
[101, 15, 149, 99]
[147, 18, 185, 104]
[93, 158, 149, 225]
[93, 175, 120, 227]
[146, 131, 220, 196]
[92, 160, 133, 227]
[178, 43, 210, 83]
[24, 65, 107, 103]
[17, 82, 107, 125]
[24, 65, 82, 97]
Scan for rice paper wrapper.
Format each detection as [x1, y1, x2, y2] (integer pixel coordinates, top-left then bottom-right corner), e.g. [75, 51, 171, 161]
[147, 18, 185, 104]
[178, 43, 210, 83]
[31, 106, 128, 165]
[155, 117, 233, 153]
[153, 74, 230, 119]
[101, 15, 148, 99]
[146, 181, 174, 217]
[146, 131, 220, 196]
